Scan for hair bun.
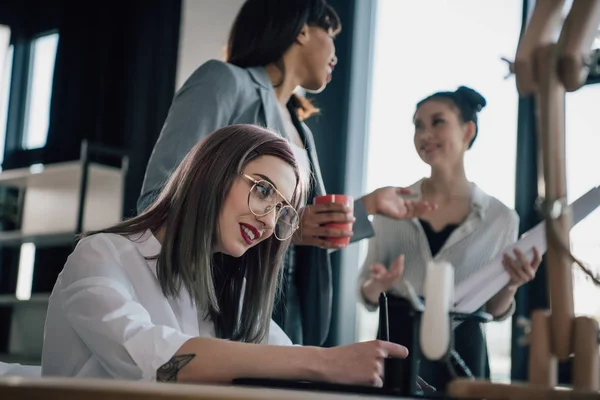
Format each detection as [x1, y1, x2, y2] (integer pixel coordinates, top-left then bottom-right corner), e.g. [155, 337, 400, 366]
[455, 86, 486, 112]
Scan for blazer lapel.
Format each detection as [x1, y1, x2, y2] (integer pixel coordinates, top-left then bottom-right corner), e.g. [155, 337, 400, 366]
[247, 66, 286, 137]
[299, 122, 326, 196]
[287, 105, 326, 196]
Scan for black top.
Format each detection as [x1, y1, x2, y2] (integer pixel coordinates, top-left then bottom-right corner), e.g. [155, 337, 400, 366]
[419, 219, 459, 257]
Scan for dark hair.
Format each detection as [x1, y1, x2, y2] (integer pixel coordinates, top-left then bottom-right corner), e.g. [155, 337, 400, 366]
[86, 125, 305, 344]
[226, 0, 341, 120]
[416, 86, 487, 148]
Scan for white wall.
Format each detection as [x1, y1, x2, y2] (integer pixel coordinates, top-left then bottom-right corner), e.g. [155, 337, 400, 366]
[176, 0, 245, 90]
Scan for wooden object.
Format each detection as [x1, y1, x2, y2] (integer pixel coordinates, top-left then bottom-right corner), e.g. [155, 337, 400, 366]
[448, 1, 600, 399]
[0, 376, 414, 400]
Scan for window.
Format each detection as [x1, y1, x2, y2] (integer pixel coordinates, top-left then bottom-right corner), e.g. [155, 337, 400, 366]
[358, 0, 523, 383]
[22, 33, 59, 150]
[0, 25, 11, 166]
[1, 30, 59, 169]
[565, 84, 600, 320]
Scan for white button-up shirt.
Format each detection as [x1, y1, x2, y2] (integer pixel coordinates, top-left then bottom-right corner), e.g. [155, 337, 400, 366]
[358, 179, 519, 313]
[41, 230, 292, 380]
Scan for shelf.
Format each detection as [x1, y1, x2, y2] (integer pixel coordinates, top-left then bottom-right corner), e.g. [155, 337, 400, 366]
[0, 231, 75, 248]
[0, 161, 121, 188]
[0, 152, 127, 366]
[0, 294, 50, 306]
[0, 353, 41, 365]
[0, 160, 124, 239]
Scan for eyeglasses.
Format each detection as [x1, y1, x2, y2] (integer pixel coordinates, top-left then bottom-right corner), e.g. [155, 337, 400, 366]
[242, 174, 299, 241]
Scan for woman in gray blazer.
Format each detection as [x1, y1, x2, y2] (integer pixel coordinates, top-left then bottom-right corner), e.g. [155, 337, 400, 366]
[138, 0, 433, 346]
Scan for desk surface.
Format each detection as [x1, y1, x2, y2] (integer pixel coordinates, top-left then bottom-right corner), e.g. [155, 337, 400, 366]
[0, 376, 421, 400]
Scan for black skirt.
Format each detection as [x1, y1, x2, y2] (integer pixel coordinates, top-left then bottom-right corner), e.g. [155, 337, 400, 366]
[379, 294, 490, 392]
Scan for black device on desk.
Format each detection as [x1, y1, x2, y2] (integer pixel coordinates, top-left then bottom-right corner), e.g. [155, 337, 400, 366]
[232, 377, 451, 398]
[233, 293, 447, 399]
[381, 291, 493, 393]
[233, 292, 489, 398]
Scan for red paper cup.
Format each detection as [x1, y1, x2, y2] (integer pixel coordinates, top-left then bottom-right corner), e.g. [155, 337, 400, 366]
[313, 194, 354, 245]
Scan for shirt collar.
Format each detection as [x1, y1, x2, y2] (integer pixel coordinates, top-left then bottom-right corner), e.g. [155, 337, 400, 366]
[409, 178, 490, 219]
[130, 229, 161, 259]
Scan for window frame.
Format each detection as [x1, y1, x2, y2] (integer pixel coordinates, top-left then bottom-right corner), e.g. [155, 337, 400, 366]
[2, 28, 59, 170]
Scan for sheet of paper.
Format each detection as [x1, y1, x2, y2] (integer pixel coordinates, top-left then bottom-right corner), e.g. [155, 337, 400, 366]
[452, 185, 600, 314]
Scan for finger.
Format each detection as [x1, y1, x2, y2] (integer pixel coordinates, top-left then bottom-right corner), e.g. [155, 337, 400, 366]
[395, 187, 414, 195]
[513, 249, 536, 280]
[503, 254, 530, 283]
[414, 201, 435, 215]
[403, 201, 414, 218]
[531, 246, 542, 268]
[370, 263, 388, 278]
[376, 358, 384, 378]
[309, 212, 355, 225]
[380, 341, 409, 359]
[306, 237, 348, 250]
[411, 204, 429, 217]
[311, 202, 352, 214]
[503, 266, 524, 287]
[373, 374, 383, 388]
[524, 265, 536, 281]
[513, 248, 530, 268]
[370, 271, 388, 281]
[309, 226, 354, 238]
[503, 255, 525, 281]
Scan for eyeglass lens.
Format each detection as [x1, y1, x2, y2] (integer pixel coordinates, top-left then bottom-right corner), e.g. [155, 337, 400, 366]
[248, 181, 298, 239]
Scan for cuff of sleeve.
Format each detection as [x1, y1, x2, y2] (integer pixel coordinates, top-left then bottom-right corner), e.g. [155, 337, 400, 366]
[123, 326, 194, 381]
[493, 300, 516, 322]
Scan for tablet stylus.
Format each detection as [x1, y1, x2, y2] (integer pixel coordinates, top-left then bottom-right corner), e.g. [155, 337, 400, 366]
[379, 292, 389, 342]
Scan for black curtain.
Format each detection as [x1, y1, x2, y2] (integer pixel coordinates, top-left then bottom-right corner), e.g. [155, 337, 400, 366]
[42, 0, 182, 218]
[0, 0, 181, 353]
[29, 0, 181, 293]
[304, 0, 356, 346]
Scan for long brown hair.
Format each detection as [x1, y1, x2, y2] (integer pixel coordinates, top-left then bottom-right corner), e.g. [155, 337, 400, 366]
[86, 125, 305, 343]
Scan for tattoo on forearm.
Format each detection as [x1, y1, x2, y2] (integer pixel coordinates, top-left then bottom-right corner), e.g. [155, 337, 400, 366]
[156, 354, 196, 382]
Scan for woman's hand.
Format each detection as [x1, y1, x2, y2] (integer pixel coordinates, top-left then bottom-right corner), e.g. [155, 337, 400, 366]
[503, 247, 542, 290]
[317, 340, 408, 387]
[361, 187, 436, 220]
[292, 202, 355, 249]
[361, 254, 405, 304]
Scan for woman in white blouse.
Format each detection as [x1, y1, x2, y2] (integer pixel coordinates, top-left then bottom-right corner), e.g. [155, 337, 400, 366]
[358, 86, 542, 390]
[41, 124, 409, 385]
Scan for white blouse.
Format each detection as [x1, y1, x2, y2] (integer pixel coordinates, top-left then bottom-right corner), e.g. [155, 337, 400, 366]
[358, 179, 519, 313]
[41, 230, 292, 380]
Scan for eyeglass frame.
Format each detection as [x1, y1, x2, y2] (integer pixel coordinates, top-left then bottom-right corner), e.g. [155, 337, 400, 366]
[241, 174, 300, 240]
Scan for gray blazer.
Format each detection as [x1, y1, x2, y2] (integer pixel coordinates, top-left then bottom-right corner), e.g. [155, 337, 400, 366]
[138, 60, 374, 345]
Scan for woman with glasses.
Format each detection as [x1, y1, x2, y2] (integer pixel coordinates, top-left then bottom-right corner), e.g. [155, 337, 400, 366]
[138, 0, 434, 347]
[41, 125, 410, 385]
